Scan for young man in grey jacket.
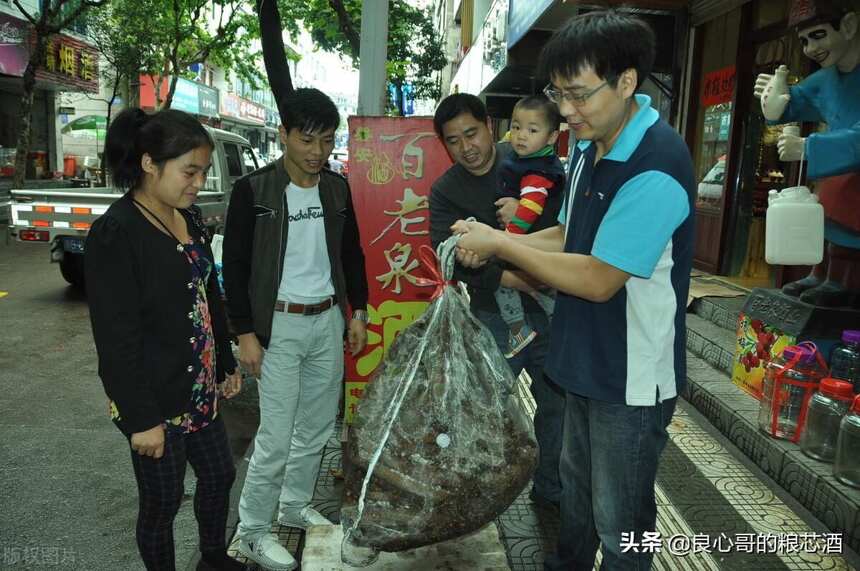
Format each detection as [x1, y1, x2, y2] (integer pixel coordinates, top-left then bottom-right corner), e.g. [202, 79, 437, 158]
[223, 88, 369, 571]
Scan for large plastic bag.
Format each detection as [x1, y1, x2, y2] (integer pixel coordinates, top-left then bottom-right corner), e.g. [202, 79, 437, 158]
[341, 236, 537, 564]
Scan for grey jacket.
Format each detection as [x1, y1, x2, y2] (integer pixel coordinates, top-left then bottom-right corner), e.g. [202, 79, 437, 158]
[222, 157, 369, 347]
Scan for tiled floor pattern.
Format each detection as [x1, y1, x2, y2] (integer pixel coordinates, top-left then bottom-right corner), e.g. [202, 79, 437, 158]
[228, 373, 856, 570]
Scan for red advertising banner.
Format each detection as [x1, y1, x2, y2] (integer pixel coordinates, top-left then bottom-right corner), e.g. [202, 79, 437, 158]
[344, 116, 453, 422]
[701, 65, 736, 108]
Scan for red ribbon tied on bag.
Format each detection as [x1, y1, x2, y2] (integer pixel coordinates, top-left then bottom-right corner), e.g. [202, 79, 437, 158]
[414, 244, 456, 300]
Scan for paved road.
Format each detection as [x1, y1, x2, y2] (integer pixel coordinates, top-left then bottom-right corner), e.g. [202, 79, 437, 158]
[0, 228, 258, 570]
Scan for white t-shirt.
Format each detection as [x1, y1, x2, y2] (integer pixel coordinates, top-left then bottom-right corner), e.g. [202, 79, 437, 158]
[277, 182, 335, 303]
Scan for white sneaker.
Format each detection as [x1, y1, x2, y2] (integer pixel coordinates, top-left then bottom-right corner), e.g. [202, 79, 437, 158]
[237, 533, 297, 571]
[277, 506, 331, 529]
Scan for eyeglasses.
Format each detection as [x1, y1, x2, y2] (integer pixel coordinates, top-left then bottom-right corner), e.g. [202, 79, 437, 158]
[543, 81, 610, 107]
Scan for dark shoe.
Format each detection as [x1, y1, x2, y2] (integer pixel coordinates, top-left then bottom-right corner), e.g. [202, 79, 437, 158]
[198, 548, 247, 571]
[782, 275, 823, 297]
[798, 280, 857, 307]
[529, 487, 560, 512]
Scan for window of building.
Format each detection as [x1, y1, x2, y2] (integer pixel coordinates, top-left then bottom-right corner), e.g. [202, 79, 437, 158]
[691, 11, 741, 215]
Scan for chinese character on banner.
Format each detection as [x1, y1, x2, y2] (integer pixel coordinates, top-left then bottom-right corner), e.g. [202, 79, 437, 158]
[344, 117, 452, 424]
[376, 242, 428, 295]
[701, 66, 736, 108]
[356, 300, 431, 377]
[371, 187, 429, 245]
[44, 40, 56, 72]
[79, 52, 95, 81]
[58, 43, 76, 77]
[380, 132, 436, 180]
[355, 147, 397, 185]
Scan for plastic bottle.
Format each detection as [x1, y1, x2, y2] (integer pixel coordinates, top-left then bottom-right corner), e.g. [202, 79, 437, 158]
[833, 395, 860, 488]
[758, 344, 827, 441]
[830, 330, 860, 393]
[799, 378, 854, 462]
[761, 64, 791, 121]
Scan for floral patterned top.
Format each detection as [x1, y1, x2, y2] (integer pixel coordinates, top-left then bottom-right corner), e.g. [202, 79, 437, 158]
[109, 240, 218, 434]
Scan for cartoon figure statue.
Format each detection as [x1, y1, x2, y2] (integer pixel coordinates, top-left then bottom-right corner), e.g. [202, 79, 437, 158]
[754, 0, 860, 307]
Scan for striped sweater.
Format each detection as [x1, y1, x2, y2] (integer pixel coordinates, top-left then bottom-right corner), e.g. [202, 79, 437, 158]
[498, 148, 565, 234]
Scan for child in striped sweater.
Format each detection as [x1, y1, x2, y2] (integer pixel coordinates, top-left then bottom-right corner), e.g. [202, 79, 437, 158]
[496, 95, 566, 357]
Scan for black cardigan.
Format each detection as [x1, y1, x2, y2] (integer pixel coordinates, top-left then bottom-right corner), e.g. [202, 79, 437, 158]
[85, 192, 237, 435]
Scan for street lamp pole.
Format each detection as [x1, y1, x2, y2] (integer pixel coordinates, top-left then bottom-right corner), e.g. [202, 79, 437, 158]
[357, 0, 389, 116]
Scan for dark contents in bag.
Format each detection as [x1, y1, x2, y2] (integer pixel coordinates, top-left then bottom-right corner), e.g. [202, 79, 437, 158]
[342, 278, 537, 552]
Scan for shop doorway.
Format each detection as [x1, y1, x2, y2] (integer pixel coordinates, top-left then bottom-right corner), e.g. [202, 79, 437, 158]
[721, 22, 812, 287]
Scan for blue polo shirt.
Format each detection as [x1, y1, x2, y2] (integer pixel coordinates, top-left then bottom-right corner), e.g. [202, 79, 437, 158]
[546, 94, 695, 406]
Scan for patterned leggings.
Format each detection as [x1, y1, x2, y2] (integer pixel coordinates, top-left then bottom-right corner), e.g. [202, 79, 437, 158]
[129, 417, 236, 571]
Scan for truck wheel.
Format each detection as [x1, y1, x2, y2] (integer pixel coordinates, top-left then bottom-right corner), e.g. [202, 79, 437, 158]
[60, 253, 85, 289]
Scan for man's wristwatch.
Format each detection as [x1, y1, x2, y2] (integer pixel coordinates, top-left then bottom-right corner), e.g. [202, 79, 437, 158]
[352, 309, 369, 323]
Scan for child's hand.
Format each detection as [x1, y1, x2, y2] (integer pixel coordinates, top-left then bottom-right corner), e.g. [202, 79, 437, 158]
[220, 370, 243, 399]
[494, 197, 518, 227]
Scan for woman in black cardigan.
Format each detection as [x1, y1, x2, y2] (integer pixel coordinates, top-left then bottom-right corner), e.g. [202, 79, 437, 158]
[85, 108, 244, 571]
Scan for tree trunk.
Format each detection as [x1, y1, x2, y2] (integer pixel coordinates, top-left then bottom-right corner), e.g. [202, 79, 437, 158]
[12, 33, 48, 188]
[256, 0, 293, 107]
[105, 73, 121, 132]
[163, 70, 179, 110]
[152, 72, 166, 110]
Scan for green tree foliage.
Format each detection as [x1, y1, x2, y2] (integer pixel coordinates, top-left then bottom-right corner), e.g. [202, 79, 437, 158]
[99, 0, 263, 110]
[276, 0, 446, 104]
[83, 3, 145, 128]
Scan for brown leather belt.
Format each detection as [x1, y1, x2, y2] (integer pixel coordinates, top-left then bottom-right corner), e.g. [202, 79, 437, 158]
[274, 297, 336, 315]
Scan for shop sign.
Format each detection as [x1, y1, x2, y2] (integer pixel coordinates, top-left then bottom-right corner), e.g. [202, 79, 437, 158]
[507, 0, 553, 48]
[0, 13, 99, 93]
[343, 117, 452, 423]
[197, 84, 219, 118]
[140, 75, 216, 116]
[172, 77, 200, 114]
[701, 65, 736, 108]
[220, 92, 265, 125]
[41, 36, 99, 93]
[238, 98, 266, 123]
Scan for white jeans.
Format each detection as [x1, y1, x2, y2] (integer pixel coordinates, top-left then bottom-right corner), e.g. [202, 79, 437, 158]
[237, 306, 344, 541]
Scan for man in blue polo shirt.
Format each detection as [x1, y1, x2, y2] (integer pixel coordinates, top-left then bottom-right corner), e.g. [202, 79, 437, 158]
[453, 10, 695, 570]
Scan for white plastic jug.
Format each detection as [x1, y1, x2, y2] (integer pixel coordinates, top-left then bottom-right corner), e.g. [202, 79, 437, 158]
[765, 186, 824, 265]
